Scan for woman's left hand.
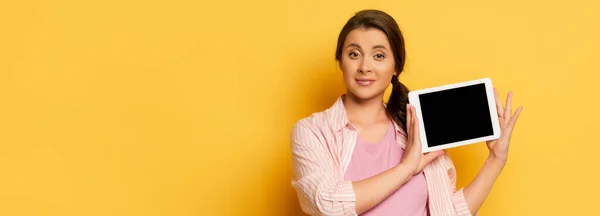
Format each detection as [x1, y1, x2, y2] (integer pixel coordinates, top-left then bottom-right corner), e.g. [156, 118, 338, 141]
[486, 88, 523, 162]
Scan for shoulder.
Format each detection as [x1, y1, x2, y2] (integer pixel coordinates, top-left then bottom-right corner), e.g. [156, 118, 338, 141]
[290, 96, 346, 147]
[291, 101, 343, 144]
[291, 109, 331, 140]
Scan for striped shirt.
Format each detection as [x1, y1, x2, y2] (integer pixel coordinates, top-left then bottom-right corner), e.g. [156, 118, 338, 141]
[290, 96, 475, 216]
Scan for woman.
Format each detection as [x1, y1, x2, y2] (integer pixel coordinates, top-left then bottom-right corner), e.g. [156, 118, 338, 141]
[290, 9, 523, 216]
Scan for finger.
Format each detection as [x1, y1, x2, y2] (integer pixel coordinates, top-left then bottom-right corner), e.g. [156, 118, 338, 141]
[412, 106, 421, 148]
[422, 150, 445, 164]
[410, 106, 416, 143]
[504, 91, 513, 124]
[494, 88, 504, 119]
[406, 104, 412, 143]
[507, 106, 523, 130]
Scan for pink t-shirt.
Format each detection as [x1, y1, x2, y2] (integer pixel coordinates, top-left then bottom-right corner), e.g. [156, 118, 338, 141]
[344, 120, 428, 216]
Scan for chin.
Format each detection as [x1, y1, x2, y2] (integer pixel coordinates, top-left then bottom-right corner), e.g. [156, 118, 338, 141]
[347, 87, 382, 101]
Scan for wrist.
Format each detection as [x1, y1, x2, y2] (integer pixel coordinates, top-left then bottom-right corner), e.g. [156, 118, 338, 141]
[487, 154, 508, 167]
[396, 161, 417, 177]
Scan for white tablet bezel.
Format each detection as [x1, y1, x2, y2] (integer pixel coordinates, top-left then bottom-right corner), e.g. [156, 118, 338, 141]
[408, 77, 501, 153]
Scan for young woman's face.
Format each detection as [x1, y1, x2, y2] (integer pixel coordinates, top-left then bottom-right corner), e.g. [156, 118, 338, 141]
[340, 28, 396, 101]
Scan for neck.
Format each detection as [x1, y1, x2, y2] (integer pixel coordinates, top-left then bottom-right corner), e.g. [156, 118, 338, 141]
[343, 92, 388, 125]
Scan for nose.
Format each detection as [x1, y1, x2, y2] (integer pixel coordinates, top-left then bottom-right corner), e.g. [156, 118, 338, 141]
[358, 59, 372, 74]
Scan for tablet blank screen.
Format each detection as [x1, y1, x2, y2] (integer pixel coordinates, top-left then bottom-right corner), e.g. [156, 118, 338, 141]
[418, 83, 494, 147]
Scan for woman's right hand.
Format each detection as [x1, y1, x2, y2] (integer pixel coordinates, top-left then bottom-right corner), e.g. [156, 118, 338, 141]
[401, 104, 445, 175]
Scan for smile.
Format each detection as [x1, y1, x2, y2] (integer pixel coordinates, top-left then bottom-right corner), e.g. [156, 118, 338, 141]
[356, 79, 375, 86]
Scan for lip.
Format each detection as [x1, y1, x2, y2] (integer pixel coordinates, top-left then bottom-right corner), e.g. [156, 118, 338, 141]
[356, 78, 376, 86]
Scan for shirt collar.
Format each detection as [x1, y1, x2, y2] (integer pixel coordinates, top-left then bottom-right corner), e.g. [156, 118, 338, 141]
[330, 95, 350, 132]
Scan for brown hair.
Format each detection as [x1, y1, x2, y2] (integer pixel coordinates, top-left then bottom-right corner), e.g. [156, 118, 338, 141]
[335, 9, 410, 132]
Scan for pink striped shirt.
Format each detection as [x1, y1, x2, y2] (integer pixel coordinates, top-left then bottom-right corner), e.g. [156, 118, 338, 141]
[290, 96, 475, 216]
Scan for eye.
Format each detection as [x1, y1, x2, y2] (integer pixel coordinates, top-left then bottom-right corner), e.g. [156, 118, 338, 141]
[374, 54, 385, 60]
[349, 51, 361, 59]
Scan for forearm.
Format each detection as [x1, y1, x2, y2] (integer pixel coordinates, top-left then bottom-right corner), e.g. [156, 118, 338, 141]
[463, 155, 507, 214]
[352, 162, 414, 214]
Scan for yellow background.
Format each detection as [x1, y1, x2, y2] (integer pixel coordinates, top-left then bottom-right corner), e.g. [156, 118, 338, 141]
[1, 0, 599, 215]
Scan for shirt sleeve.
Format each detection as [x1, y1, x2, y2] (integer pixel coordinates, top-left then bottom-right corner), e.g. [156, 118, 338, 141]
[290, 121, 357, 216]
[446, 156, 478, 216]
[452, 188, 476, 216]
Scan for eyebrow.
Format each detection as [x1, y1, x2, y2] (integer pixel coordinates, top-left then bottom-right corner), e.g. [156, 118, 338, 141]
[346, 43, 389, 51]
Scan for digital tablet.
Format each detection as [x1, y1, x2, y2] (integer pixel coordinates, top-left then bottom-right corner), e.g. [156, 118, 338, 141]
[408, 78, 501, 153]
